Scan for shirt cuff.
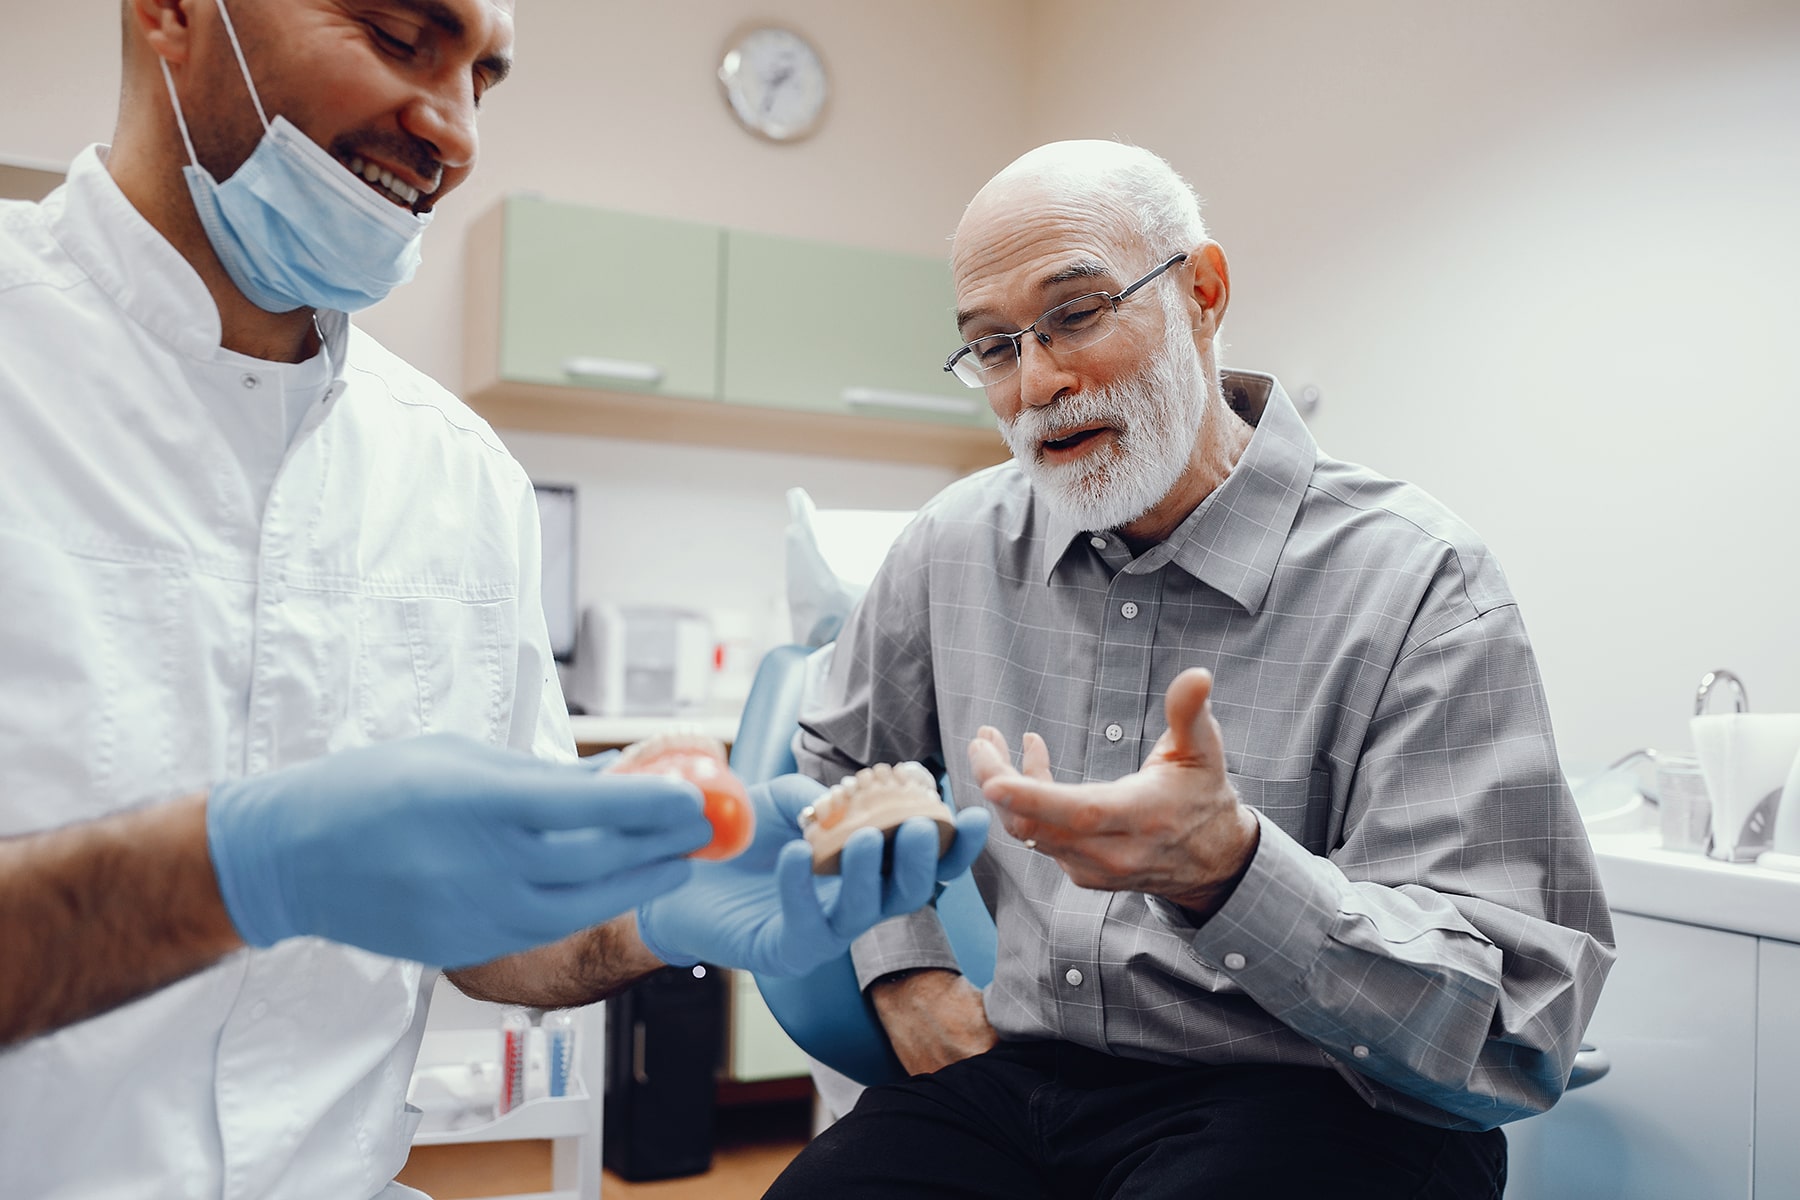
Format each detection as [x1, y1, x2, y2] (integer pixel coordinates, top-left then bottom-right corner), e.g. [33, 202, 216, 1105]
[1146, 810, 1338, 1010]
[849, 906, 960, 992]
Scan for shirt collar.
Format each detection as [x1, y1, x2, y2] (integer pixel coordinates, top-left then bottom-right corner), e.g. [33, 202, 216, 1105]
[1038, 370, 1317, 615]
[46, 144, 349, 376]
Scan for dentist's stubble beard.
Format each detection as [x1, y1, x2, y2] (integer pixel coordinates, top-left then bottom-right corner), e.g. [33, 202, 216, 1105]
[999, 288, 1213, 533]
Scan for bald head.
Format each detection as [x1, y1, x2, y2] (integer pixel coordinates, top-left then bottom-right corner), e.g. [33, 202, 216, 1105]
[955, 140, 1207, 282]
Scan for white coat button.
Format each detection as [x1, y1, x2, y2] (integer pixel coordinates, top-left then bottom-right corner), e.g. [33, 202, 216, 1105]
[250, 1001, 269, 1020]
[1352, 1044, 1371, 1060]
[1089, 536, 1107, 549]
[241, 373, 260, 390]
[1104, 723, 1123, 742]
[1121, 602, 1139, 619]
[1064, 967, 1084, 987]
[1223, 952, 1247, 970]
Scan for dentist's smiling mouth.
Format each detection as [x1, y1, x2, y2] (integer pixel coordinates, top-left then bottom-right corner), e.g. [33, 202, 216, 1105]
[344, 155, 436, 212]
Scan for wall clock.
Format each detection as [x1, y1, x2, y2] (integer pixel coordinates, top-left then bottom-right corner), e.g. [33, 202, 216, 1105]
[718, 25, 829, 143]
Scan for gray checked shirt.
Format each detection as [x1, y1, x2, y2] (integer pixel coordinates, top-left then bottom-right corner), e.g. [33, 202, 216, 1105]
[796, 371, 1615, 1132]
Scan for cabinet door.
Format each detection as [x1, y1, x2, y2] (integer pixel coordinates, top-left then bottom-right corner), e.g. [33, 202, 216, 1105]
[1757, 937, 1800, 1197]
[726, 969, 811, 1083]
[721, 231, 989, 428]
[1503, 912, 1757, 1200]
[497, 197, 723, 401]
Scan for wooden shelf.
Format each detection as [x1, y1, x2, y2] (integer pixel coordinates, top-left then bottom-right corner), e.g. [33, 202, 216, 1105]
[464, 377, 1007, 473]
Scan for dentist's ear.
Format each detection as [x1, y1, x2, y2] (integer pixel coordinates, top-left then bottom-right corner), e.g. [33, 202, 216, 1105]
[130, 0, 197, 68]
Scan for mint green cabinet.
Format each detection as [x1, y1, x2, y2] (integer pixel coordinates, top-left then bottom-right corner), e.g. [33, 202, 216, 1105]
[463, 200, 1006, 470]
[721, 230, 990, 428]
[490, 197, 723, 400]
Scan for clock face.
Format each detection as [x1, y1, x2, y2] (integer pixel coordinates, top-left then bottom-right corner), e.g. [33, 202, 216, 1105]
[718, 26, 829, 143]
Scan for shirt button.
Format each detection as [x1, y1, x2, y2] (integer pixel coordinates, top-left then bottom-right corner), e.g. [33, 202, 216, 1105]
[1064, 968, 1084, 987]
[1104, 723, 1123, 743]
[1352, 1045, 1371, 1060]
[1120, 602, 1139, 619]
[1223, 952, 1247, 970]
[249, 1001, 269, 1020]
[241, 373, 260, 389]
[1089, 536, 1107, 549]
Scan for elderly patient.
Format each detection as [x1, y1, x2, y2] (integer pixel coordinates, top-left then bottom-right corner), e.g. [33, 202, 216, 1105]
[769, 140, 1615, 1199]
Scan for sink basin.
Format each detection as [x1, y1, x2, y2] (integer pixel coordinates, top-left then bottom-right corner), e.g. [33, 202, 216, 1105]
[1570, 761, 1660, 835]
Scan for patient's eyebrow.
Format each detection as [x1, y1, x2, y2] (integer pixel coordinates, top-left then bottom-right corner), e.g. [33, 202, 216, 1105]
[956, 259, 1118, 334]
[1042, 259, 1113, 288]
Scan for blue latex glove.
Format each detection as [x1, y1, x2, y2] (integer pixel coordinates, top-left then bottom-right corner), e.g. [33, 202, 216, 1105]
[635, 773, 991, 976]
[206, 734, 712, 967]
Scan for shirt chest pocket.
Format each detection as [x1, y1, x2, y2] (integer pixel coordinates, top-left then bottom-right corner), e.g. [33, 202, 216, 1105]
[348, 594, 512, 747]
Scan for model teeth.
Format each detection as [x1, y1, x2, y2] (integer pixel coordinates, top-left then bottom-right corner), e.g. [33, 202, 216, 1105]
[611, 731, 730, 774]
[806, 762, 939, 831]
[346, 156, 424, 206]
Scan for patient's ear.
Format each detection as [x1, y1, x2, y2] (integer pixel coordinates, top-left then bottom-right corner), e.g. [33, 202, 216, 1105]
[1185, 242, 1230, 350]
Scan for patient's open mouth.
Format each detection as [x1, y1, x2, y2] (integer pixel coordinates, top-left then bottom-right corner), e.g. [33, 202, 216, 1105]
[344, 155, 434, 211]
[1041, 424, 1113, 456]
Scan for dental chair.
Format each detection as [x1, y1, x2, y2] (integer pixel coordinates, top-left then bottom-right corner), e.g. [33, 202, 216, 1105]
[731, 641, 993, 1088]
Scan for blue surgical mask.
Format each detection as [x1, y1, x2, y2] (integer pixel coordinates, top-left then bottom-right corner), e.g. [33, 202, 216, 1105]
[158, 0, 433, 314]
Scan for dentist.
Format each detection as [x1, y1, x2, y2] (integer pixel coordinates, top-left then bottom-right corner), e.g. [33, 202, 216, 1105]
[0, 1, 985, 1196]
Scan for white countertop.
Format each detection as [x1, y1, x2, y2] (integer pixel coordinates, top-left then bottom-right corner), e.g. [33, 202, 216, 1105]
[1588, 829, 1800, 943]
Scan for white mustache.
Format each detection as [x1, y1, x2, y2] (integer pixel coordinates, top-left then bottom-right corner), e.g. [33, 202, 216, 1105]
[1002, 393, 1130, 457]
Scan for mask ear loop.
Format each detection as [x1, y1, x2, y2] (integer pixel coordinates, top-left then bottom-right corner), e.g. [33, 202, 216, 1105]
[156, 0, 269, 168]
[212, 0, 271, 132]
[158, 58, 205, 169]
[312, 311, 334, 388]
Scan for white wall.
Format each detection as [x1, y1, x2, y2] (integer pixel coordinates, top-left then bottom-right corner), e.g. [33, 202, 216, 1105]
[1029, 0, 1800, 767]
[9, 1, 1798, 764]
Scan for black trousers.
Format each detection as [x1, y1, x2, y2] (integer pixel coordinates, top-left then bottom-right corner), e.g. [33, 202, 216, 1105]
[766, 1041, 1506, 1200]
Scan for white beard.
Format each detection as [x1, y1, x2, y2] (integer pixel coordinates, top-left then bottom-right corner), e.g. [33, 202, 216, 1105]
[1000, 290, 1211, 533]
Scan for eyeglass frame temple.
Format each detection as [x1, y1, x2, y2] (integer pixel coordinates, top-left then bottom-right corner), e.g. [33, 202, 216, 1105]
[942, 251, 1191, 376]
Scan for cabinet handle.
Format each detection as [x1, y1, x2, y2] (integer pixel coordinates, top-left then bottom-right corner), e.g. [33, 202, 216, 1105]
[841, 387, 979, 416]
[632, 1020, 649, 1085]
[562, 356, 666, 386]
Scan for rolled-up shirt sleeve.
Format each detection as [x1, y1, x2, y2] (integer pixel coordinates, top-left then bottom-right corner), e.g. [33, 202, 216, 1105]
[1156, 604, 1615, 1128]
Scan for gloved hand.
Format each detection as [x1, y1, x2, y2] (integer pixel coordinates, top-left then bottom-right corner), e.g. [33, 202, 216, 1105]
[206, 734, 712, 967]
[635, 773, 991, 976]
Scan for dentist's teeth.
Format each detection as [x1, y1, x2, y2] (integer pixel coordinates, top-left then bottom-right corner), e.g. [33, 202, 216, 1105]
[344, 156, 420, 206]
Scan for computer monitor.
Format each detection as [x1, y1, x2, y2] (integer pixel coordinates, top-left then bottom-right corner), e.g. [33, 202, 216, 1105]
[532, 482, 578, 664]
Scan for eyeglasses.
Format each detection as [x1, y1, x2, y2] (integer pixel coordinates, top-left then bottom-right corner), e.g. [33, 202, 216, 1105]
[943, 253, 1189, 388]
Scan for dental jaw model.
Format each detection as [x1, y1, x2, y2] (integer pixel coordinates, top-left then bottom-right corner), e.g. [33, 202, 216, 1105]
[799, 762, 957, 875]
[607, 733, 755, 861]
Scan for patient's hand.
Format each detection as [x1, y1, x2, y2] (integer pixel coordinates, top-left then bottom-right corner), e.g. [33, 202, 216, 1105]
[968, 668, 1260, 920]
[870, 968, 998, 1076]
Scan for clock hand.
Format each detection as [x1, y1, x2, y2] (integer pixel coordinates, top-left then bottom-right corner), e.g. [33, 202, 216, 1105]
[762, 64, 794, 112]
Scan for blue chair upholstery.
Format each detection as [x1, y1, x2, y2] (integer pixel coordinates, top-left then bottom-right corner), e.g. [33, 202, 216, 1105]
[731, 644, 996, 1088]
